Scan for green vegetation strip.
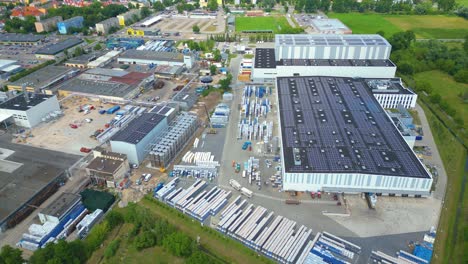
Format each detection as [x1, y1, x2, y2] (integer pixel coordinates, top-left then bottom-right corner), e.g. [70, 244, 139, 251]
[420, 102, 467, 264]
[235, 16, 298, 34]
[140, 197, 274, 264]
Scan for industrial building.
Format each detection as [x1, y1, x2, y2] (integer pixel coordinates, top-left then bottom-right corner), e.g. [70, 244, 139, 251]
[126, 27, 160, 37]
[35, 38, 84, 60]
[87, 50, 121, 68]
[171, 91, 198, 111]
[139, 15, 162, 27]
[86, 148, 129, 188]
[95, 17, 119, 35]
[0, 59, 23, 80]
[0, 93, 60, 128]
[117, 9, 140, 26]
[0, 33, 45, 45]
[275, 34, 391, 61]
[34, 16, 62, 33]
[56, 68, 154, 102]
[64, 52, 100, 68]
[110, 112, 168, 164]
[106, 37, 144, 50]
[154, 65, 185, 79]
[118, 50, 194, 68]
[38, 192, 81, 224]
[277, 76, 432, 196]
[57, 16, 84, 34]
[387, 105, 418, 148]
[7, 65, 79, 93]
[309, 18, 352, 34]
[369, 79, 417, 109]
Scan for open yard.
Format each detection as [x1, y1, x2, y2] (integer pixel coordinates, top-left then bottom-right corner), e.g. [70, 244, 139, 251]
[414, 71, 468, 128]
[328, 13, 468, 39]
[235, 16, 291, 33]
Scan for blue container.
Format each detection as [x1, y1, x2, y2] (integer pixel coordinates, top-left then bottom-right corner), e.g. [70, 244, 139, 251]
[107, 106, 121, 114]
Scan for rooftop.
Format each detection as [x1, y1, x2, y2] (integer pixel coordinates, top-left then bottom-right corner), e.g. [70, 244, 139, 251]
[9, 65, 77, 89]
[57, 69, 152, 98]
[119, 50, 185, 62]
[310, 18, 351, 33]
[111, 113, 166, 144]
[367, 79, 414, 95]
[65, 52, 100, 64]
[10, 6, 45, 17]
[40, 192, 81, 219]
[254, 48, 276, 69]
[277, 59, 395, 67]
[275, 34, 390, 47]
[0, 33, 45, 43]
[0, 93, 54, 111]
[86, 156, 125, 174]
[35, 38, 83, 55]
[277, 76, 430, 178]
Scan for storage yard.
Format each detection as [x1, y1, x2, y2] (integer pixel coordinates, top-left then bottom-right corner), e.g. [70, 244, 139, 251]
[148, 13, 225, 35]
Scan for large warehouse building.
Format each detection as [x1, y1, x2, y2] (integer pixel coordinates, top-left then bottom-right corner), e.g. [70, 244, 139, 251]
[275, 34, 391, 61]
[277, 76, 432, 196]
[110, 112, 168, 164]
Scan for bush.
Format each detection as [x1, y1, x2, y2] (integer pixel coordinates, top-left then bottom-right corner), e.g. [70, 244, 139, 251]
[162, 232, 194, 257]
[105, 210, 124, 229]
[104, 239, 121, 259]
[454, 69, 468, 84]
[134, 231, 157, 251]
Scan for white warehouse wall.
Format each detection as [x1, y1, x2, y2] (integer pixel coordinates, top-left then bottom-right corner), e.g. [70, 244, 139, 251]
[26, 95, 60, 127]
[276, 65, 396, 79]
[373, 93, 417, 109]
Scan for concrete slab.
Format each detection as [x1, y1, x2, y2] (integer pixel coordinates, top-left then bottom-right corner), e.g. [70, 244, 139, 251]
[0, 148, 14, 159]
[0, 159, 22, 173]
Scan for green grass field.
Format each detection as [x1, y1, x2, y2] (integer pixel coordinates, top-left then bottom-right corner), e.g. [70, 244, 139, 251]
[457, 0, 468, 6]
[414, 71, 468, 133]
[328, 13, 468, 38]
[235, 16, 291, 33]
[419, 102, 467, 264]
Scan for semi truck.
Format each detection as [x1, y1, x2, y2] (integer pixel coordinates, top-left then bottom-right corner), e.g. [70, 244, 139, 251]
[229, 179, 242, 191]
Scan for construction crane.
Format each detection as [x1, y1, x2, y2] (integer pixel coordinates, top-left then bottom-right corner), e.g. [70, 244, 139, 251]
[203, 104, 217, 134]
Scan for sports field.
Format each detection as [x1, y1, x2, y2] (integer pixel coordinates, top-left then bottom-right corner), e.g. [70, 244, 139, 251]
[235, 16, 291, 33]
[329, 13, 468, 39]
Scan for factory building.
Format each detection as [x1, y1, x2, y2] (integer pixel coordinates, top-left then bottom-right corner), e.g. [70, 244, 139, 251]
[34, 16, 62, 33]
[35, 38, 84, 60]
[139, 15, 162, 27]
[64, 52, 100, 68]
[118, 50, 194, 68]
[8, 65, 79, 93]
[95, 17, 119, 35]
[110, 112, 168, 164]
[309, 19, 352, 34]
[86, 148, 129, 188]
[0, 59, 23, 80]
[0, 33, 45, 45]
[56, 68, 154, 102]
[106, 37, 144, 50]
[0, 93, 60, 128]
[275, 34, 391, 61]
[117, 9, 141, 26]
[252, 48, 397, 82]
[277, 76, 432, 196]
[38, 192, 81, 224]
[369, 79, 417, 109]
[87, 50, 121, 68]
[57, 16, 84, 34]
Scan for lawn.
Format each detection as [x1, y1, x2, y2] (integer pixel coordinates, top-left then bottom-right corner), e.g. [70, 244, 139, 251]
[420, 102, 467, 264]
[328, 13, 468, 39]
[235, 16, 291, 33]
[140, 197, 273, 264]
[88, 223, 184, 264]
[414, 71, 468, 130]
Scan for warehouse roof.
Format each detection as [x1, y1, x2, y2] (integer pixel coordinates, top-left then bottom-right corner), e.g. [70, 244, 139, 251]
[0, 93, 54, 111]
[310, 19, 351, 33]
[254, 48, 276, 69]
[65, 52, 100, 64]
[367, 79, 414, 95]
[119, 50, 184, 62]
[40, 192, 81, 219]
[111, 113, 166, 144]
[277, 76, 430, 178]
[86, 156, 125, 174]
[277, 59, 395, 67]
[9, 65, 77, 89]
[275, 34, 390, 47]
[0, 33, 45, 43]
[35, 38, 83, 55]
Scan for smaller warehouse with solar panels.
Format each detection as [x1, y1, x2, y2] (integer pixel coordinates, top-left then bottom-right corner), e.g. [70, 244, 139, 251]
[277, 76, 432, 196]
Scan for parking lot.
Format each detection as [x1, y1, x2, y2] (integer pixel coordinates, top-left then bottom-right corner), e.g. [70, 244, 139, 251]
[17, 97, 116, 155]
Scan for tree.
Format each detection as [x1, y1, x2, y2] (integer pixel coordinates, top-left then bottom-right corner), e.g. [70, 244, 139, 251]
[105, 210, 124, 229]
[210, 64, 217, 75]
[73, 47, 84, 57]
[388, 31, 415, 51]
[141, 7, 152, 18]
[94, 43, 103, 51]
[0, 245, 24, 264]
[134, 231, 157, 251]
[162, 232, 194, 257]
[192, 24, 200, 34]
[304, 0, 319, 12]
[153, 1, 165, 11]
[464, 35, 468, 53]
[398, 62, 413, 75]
[437, 0, 455, 12]
[163, 0, 173, 7]
[207, 0, 218, 11]
[186, 251, 218, 264]
[429, 93, 442, 103]
[454, 69, 468, 83]
[219, 74, 233, 91]
[319, 0, 331, 10]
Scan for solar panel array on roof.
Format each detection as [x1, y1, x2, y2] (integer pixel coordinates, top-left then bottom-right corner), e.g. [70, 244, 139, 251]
[277, 76, 430, 179]
[111, 113, 166, 144]
[275, 34, 390, 47]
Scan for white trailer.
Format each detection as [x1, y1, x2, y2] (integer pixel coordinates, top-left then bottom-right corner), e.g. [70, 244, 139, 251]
[240, 187, 253, 198]
[229, 179, 242, 191]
